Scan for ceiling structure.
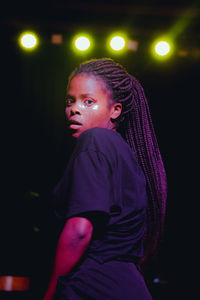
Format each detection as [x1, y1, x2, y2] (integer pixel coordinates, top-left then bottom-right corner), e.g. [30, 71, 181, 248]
[2, 0, 200, 39]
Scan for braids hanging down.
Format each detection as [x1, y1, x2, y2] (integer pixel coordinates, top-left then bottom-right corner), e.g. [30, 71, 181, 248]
[69, 58, 167, 267]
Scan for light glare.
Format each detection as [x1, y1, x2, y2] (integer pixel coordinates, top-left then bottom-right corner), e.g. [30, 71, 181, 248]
[75, 36, 90, 51]
[20, 33, 37, 49]
[155, 41, 170, 56]
[110, 36, 125, 51]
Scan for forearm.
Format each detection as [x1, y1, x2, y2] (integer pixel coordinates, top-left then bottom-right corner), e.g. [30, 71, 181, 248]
[43, 217, 93, 300]
[44, 238, 89, 299]
[51, 234, 91, 279]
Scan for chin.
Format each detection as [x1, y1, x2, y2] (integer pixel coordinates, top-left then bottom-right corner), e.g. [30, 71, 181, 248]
[69, 128, 82, 139]
[71, 132, 80, 139]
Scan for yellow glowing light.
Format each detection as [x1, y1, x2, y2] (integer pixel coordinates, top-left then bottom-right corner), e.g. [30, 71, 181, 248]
[107, 32, 127, 54]
[110, 36, 125, 51]
[155, 41, 170, 56]
[151, 37, 174, 60]
[19, 32, 38, 50]
[74, 36, 91, 51]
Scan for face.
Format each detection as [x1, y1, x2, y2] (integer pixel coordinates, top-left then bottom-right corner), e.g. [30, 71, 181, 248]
[65, 73, 121, 139]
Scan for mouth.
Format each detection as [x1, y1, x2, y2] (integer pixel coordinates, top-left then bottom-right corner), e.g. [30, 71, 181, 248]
[69, 124, 82, 129]
[68, 120, 82, 129]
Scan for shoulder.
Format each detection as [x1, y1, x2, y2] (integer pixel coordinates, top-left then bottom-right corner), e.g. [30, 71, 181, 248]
[79, 127, 117, 139]
[76, 127, 124, 154]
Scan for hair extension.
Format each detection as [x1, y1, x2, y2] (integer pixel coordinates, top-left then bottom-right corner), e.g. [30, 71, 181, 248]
[68, 58, 167, 268]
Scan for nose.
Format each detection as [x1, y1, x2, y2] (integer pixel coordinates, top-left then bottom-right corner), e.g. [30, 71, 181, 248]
[66, 102, 81, 116]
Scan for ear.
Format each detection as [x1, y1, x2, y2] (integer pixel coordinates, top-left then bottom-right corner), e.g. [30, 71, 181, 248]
[110, 103, 122, 120]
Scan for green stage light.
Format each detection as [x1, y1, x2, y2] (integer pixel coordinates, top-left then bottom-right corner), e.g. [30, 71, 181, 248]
[19, 32, 38, 50]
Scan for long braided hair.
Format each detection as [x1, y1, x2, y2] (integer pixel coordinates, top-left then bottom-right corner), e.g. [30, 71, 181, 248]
[68, 58, 167, 267]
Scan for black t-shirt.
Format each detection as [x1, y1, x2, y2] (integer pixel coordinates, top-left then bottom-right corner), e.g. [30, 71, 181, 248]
[53, 127, 147, 264]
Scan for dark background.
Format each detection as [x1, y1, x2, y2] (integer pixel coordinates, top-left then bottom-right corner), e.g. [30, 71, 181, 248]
[1, 1, 199, 299]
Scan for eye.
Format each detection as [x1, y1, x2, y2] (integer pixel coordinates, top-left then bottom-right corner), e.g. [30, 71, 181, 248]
[84, 99, 95, 105]
[65, 98, 74, 106]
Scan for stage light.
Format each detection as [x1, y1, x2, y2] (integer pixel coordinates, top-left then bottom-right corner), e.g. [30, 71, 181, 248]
[107, 33, 127, 54]
[72, 34, 92, 53]
[155, 41, 170, 56]
[72, 34, 93, 54]
[75, 36, 90, 51]
[19, 32, 38, 50]
[151, 37, 174, 60]
[110, 36, 125, 51]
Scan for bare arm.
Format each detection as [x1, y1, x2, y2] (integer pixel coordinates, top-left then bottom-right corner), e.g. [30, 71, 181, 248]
[43, 216, 93, 300]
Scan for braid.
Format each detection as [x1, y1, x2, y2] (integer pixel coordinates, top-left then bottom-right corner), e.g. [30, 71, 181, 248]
[124, 79, 167, 264]
[69, 58, 167, 267]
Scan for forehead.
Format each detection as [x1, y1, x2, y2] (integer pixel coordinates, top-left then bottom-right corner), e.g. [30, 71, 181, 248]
[68, 73, 110, 95]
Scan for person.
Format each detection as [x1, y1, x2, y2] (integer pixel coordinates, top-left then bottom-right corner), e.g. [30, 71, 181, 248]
[43, 58, 167, 300]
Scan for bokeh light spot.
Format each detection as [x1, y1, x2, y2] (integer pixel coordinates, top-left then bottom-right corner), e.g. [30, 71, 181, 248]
[74, 36, 91, 51]
[110, 36, 125, 51]
[19, 32, 38, 50]
[155, 41, 170, 56]
[151, 37, 174, 60]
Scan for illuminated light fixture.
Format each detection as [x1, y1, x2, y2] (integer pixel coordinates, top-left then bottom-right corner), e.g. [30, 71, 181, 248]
[107, 32, 127, 54]
[19, 32, 38, 50]
[74, 36, 91, 51]
[110, 36, 125, 51]
[151, 37, 174, 60]
[155, 41, 170, 56]
[71, 33, 93, 54]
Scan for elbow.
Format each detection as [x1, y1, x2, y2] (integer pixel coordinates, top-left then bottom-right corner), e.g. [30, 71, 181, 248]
[65, 216, 94, 242]
[77, 219, 93, 240]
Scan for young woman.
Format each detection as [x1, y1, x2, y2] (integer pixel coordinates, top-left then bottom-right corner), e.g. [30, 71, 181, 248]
[43, 58, 167, 300]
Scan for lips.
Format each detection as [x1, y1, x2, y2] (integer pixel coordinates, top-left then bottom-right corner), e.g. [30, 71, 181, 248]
[68, 120, 82, 131]
[68, 120, 82, 125]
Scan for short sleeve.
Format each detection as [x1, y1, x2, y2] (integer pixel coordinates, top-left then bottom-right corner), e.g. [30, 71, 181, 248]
[58, 150, 113, 220]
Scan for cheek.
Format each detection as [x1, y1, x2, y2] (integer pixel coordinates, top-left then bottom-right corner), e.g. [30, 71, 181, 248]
[65, 107, 70, 116]
[89, 109, 109, 125]
[90, 104, 108, 116]
[91, 104, 99, 111]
